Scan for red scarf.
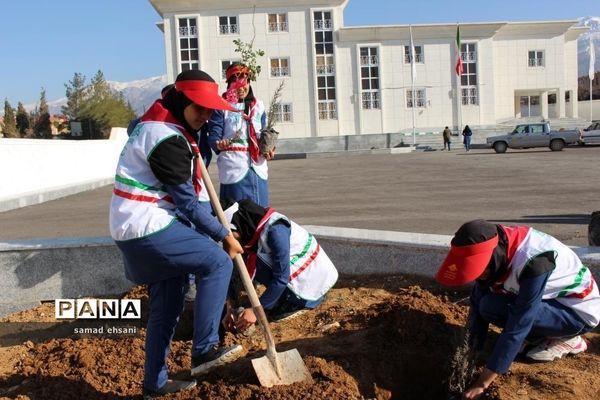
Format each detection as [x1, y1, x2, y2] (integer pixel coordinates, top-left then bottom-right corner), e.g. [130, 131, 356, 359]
[243, 97, 260, 162]
[242, 207, 276, 278]
[141, 100, 203, 195]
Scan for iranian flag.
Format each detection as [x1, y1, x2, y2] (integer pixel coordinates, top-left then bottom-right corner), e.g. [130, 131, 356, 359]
[455, 24, 464, 76]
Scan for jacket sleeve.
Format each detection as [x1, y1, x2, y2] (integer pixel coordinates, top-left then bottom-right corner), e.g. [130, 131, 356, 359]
[485, 267, 552, 374]
[163, 181, 229, 242]
[258, 222, 292, 310]
[207, 110, 225, 154]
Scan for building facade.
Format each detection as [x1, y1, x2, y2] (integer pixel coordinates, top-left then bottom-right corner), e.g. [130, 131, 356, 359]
[149, 0, 587, 138]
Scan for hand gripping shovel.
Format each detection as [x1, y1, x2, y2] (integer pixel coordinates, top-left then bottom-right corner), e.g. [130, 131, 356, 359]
[197, 159, 312, 387]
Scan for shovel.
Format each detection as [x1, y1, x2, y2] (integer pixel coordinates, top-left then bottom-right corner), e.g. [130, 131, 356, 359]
[197, 158, 312, 387]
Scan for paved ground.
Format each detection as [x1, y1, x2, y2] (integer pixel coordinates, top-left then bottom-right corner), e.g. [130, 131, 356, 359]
[1, 146, 599, 245]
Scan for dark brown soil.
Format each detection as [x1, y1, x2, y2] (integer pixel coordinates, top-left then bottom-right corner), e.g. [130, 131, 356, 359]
[1, 275, 599, 400]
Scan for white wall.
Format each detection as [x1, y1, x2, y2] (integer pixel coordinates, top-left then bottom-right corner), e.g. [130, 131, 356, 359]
[0, 128, 128, 210]
[578, 99, 600, 121]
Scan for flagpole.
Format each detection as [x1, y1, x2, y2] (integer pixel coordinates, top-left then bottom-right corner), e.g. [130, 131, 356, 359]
[590, 37, 595, 122]
[410, 25, 416, 145]
[456, 23, 463, 134]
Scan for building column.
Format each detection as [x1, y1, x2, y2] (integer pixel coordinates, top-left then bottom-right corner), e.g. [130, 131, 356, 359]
[540, 91, 548, 119]
[556, 88, 565, 118]
[514, 94, 521, 118]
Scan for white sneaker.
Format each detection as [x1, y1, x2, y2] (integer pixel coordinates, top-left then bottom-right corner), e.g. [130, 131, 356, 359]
[526, 335, 587, 362]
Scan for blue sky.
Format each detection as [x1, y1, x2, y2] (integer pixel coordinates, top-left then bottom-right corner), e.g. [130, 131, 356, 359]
[1, 0, 598, 106]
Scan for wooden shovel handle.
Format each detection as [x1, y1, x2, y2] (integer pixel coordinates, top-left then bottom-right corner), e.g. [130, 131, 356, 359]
[197, 158, 278, 352]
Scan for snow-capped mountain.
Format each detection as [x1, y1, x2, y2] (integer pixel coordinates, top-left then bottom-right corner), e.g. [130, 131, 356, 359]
[110, 75, 168, 115]
[27, 74, 168, 116]
[577, 16, 600, 77]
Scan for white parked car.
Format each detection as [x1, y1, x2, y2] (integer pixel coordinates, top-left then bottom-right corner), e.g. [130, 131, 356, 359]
[486, 122, 582, 153]
[580, 122, 600, 145]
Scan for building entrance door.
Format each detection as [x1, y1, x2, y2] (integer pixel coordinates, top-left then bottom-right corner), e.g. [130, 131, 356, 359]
[520, 95, 541, 117]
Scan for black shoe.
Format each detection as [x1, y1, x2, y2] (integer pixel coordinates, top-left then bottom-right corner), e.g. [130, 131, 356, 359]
[268, 302, 308, 322]
[191, 344, 243, 376]
[143, 379, 196, 399]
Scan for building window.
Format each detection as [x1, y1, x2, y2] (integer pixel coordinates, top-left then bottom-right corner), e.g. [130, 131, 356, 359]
[528, 50, 544, 67]
[407, 88, 426, 108]
[315, 31, 334, 55]
[461, 43, 477, 63]
[314, 10, 336, 120]
[178, 17, 197, 36]
[404, 45, 423, 63]
[221, 59, 240, 79]
[273, 103, 293, 123]
[360, 47, 380, 109]
[219, 16, 238, 35]
[316, 55, 335, 75]
[460, 43, 478, 105]
[178, 18, 199, 72]
[270, 58, 290, 77]
[461, 87, 478, 105]
[318, 101, 337, 120]
[313, 11, 332, 31]
[268, 13, 288, 32]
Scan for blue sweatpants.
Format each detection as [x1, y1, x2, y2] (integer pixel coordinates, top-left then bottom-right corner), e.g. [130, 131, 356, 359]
[116, 221, 233, 392]
[220, 168, 269, 207]
[478, 293, 593, 342]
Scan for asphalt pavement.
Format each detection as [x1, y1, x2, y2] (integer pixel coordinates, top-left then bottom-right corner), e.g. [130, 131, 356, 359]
[1, 146, 599, 246]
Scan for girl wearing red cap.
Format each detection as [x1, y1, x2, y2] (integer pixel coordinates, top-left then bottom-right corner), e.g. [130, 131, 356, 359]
[207, 63, 273, 207]
[221, 199, 338, 331]
[109, 70, 245, 397]
[436, 220, 600, 399]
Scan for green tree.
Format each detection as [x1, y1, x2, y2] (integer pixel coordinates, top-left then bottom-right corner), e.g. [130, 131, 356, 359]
[78, 70, 136, 138]
[15, 102, 30, 137]
[2, 99, 19, 138]
[62, 72, 87, 119]
[34, 88, 52, 138]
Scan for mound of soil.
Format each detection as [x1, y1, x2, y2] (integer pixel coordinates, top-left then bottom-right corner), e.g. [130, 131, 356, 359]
[1, 275, 599, 399]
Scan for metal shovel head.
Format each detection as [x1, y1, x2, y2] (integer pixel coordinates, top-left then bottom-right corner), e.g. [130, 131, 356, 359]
[251, 348, 313, 387]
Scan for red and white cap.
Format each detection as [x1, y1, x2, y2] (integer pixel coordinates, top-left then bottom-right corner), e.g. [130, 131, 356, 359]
[435, 220, 499, 286]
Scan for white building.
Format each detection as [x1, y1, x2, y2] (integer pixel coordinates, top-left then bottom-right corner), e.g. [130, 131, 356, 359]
[149, 0, 587, 139]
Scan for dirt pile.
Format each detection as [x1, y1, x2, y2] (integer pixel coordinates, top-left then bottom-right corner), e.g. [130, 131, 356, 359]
[1, 275, 599, 399]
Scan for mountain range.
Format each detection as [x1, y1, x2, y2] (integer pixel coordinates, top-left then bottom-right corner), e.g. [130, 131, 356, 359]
[37, 16, 599, 116]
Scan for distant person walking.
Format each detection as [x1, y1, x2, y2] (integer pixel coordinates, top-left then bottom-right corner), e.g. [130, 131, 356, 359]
[442, 126, 452, 151]
[462, 125, 473, 151]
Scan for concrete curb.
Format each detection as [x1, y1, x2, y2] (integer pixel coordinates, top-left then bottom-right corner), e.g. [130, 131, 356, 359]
[0, 178, 114, 213]
[1, 227, 599, 317]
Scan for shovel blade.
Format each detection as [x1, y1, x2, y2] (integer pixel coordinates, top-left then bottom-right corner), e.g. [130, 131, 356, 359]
[251, 348, 312, 387]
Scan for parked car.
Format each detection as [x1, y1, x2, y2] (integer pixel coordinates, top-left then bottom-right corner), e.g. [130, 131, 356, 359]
[486, 122, 582, 153]
[579, 121, 600, 145]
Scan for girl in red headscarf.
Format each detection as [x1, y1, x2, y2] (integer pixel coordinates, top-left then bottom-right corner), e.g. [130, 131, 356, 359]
[207, 63, 274, 207]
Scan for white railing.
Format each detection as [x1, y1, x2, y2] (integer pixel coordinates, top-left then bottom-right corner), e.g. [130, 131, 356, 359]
[362, 92, 380, 109]
[316, 64, 335, 75]
[268, 21, 288, 32]
[219, 24, 238, 35]
[318, 101, 337, 119]
[314, 19, 333, 30]
[179, 26, 197, 36]
[360, 55, 379, 66]
[528, 58, 544, 67]
[404, 53, 423, 63]
[461, 51, 476, 62]
[271, 67, 290, 77]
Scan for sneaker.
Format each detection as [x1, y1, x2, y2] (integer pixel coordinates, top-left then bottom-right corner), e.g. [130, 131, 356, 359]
[526, 335, 587, 362]
[191, 344, 243, 376]
[143, 379, 196, 399]
[184, 281, 197, 303]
